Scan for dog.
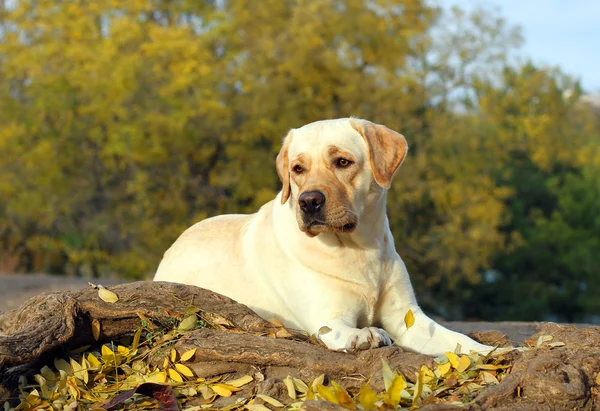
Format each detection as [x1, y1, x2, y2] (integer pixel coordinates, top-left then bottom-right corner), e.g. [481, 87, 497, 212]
[154, 118, 491, 356]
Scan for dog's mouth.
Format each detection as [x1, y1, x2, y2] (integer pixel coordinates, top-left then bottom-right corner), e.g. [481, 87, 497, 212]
[301, 218, 358, 237]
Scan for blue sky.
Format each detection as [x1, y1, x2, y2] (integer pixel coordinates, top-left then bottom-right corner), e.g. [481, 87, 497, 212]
[439, 0, 600, 92]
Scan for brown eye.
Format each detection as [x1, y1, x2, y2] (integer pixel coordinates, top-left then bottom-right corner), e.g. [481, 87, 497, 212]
[292, 165, 304, 174]
[336, 158, 352, 168]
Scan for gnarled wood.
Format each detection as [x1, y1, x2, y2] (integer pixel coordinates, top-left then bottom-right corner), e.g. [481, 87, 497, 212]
[1, 281, 599, 411]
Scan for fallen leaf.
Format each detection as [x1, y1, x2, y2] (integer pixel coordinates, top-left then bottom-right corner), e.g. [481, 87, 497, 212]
[318, 326, 332, 335]
[536, 335, 553, 347]
[211, 384, 233, 397]
[381, 360, 395, 391]
[438, 362, 452, 376]
[283, 376, 296, 400]
[178, 314, 198, 331]
[293, 378, 309, 394]
[167, 368, 183, 383]
[246, 405, 271, 411]
[548, 341, 566, 348]
[456, 355, 471, 373]
[481, 371, 499, 385]
[174, 363, 194, 378]
[256, 394, 284, 407]
[316, 385, 338, 404]
[180, 348, 197, 362]
[331, 381, 355, 409]
[227, 375, 254, 388]
[98, 286, 118, 303]
[386, 374, 406, 406]
[445, 352, 459, 369]
[132, 328, 142, 352]
[91, 319, 101, 341]
[358, 384, 378, 410]
[404, 309, 415, 329]
[268, 318, 285, 327]
[412, 367, 424, 405]
[54, 358, 72, 374]
[170, 348, 177, 362]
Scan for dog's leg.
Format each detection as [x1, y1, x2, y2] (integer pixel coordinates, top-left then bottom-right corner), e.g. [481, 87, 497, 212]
[377, 261, 493, 357]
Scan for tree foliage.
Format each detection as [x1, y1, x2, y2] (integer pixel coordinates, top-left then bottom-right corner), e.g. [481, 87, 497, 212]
[0, 0, 598, 322]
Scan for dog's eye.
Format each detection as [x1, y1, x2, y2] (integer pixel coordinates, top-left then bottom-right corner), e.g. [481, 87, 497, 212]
[336, 158, 352, 168]
[292, 165, 304, 174]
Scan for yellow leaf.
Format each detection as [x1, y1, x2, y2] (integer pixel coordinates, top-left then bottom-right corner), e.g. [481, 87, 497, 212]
[227, 375, 254, 388]
[174, 363, 194, 378]
[438, 362, 452, 376]
[421, 365, 435, 383]
[475, 363, 502, 370]
[178, 314, 198, 331]
[87, 353, 101, 368]
[80, 357, 89, 384]
[293, 378, 309, 394]
[211, 384, 233, 397]
[98, 286, 118, 303]
[200, 385, 214, 400]
[316, 385, 338, 404]
[596, 371, 600, 386]
[101, 345, 113, 357]
[54, 358, 72, 374]
[132, 328, 142, 352]
[40, 366, 56, 383]
[168, 368, 184, 383]
[412, 367, 424, 405]
[91, 319, 101, 341]
[446, 352, 459, 369]
[385, 374, 406, 406]
[536, 335, 553, 347]
[33, 375, 49, 399]
[456, 355, 471, 373]
[67, 377, 80, 400]
[170, 348, 177, 362]
[404, 309, 415, 329]
[256, 394, 284, 407]
[146, 371, 167, 383]
[180, 348, 197, 362]
[283, 376, 296, 399]
[331, 381, 355, 409]
[358, 384, 378, 410]
[381, 360, 394, 391]
[117, 345, 130, 357]
[481, 371, 499, 385]
[163, 357, 170, 369]
[245, 405, 271, 411]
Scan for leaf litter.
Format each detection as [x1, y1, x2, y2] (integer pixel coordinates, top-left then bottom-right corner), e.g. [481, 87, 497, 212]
[3, 310, 561, 411]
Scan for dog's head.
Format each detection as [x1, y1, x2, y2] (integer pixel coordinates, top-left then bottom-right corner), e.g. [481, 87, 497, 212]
[276, 118, 408, 237]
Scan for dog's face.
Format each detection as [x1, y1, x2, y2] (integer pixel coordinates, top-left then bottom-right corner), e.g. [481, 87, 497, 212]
[276, 118, 408, 237]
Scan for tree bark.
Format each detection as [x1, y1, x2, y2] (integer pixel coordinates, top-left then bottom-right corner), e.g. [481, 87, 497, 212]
[0, 282, 599, 410]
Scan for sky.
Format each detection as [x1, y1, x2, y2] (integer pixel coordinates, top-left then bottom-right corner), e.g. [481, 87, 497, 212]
[439, 0, 600, 93]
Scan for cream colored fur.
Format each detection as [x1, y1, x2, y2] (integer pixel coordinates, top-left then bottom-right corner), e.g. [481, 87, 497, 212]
[154, 118, 491, 356]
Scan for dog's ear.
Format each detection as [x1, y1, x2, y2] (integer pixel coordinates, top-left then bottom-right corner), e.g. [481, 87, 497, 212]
[276, 129, 294, 204]
[350, 119, 408, 189]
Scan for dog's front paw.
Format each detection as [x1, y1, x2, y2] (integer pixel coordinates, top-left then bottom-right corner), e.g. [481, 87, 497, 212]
[345, 327, 392, 351]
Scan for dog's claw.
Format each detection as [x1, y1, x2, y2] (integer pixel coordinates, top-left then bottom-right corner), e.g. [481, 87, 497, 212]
[345, 327, 392, 351]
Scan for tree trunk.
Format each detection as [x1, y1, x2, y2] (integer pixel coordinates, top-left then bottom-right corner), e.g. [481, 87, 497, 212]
[0, 281, 599, 410]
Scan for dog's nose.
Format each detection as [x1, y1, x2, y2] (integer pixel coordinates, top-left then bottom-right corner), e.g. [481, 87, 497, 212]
[298, 191, 325, 214]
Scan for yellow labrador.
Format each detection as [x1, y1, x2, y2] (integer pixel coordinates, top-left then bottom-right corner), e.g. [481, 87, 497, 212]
[154, 118, 491, 356]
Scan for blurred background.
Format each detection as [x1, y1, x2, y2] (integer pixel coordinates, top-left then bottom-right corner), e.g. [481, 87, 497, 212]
[0, 0, 598, 323]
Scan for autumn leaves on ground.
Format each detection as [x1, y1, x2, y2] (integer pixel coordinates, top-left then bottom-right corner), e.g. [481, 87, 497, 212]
[1, 282, 599, 410]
